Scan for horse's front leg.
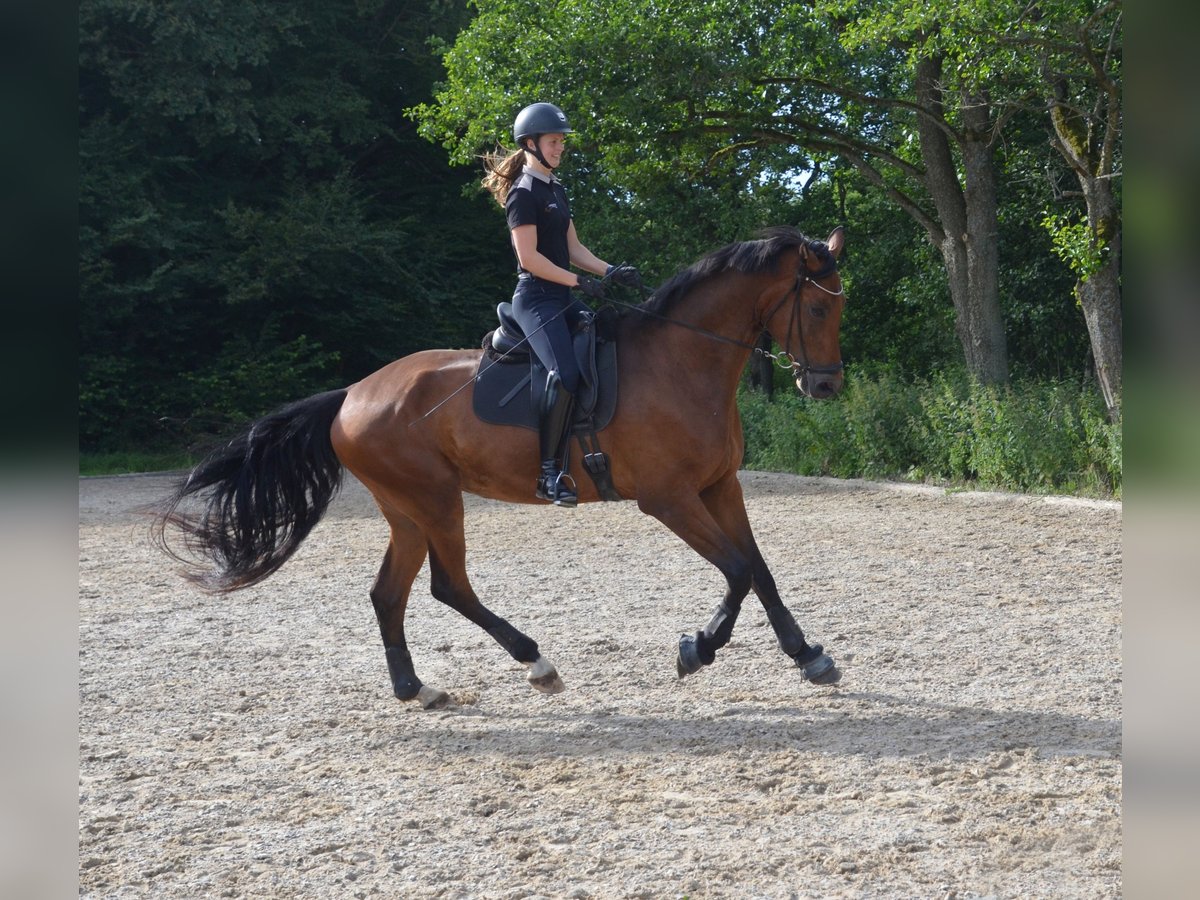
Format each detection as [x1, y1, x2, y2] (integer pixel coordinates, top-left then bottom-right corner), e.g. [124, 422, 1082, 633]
[637, 491, 756, 677]
[698, 475, 840, 684]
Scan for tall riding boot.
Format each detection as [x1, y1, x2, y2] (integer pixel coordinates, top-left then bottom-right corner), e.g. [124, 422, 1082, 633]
[535, 372, 577, 507]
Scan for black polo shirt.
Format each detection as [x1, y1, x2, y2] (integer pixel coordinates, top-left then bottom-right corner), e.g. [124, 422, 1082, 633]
[506, 167, 572, 275]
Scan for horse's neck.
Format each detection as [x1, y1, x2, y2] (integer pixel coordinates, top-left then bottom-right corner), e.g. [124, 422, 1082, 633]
[622, 276, 762, 385]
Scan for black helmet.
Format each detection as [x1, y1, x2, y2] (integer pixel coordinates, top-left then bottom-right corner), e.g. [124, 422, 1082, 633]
[513, 103, 573, 145]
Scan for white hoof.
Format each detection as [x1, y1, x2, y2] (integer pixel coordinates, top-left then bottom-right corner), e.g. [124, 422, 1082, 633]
[526, 656, 565, 694]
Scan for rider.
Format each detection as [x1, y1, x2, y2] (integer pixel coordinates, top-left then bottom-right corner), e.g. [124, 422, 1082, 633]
[482, 102, 642, 507]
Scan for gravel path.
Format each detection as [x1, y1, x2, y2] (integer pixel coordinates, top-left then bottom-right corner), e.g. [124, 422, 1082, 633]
[79, 471, 1121, 899]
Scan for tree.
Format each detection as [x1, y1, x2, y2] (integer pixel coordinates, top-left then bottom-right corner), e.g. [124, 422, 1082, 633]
[415, 0, 1118, 390]
[414, 0, 1016, 382]
[820, 0, 1121, 405]
[79, 0, 512, 451]
[1032, 1, 1122, 418]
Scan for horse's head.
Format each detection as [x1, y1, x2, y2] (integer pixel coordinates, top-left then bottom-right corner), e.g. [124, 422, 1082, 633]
[761, 226, 846, 399]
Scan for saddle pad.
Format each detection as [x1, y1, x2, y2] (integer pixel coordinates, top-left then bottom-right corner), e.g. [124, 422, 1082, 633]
[472, 339, 619, 432]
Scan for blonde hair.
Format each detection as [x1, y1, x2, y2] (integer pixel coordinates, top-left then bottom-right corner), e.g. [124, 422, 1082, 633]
[481, 147, 527, 206]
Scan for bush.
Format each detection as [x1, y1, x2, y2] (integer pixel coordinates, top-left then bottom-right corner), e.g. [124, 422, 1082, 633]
[739, 369, 1121, 498]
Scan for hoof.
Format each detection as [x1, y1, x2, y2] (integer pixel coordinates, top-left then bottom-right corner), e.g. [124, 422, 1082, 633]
[797, 650, 841, 685]
[417, 685, 453, 709]
[526, 657, 565, 695]
[676, 633, 708, 678]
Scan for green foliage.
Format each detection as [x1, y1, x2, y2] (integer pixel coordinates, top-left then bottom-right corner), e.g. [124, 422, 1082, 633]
[740, 371, 1121, 497]
[80, 0, 1119, 472]
[1041, 211, 1110, 283]
[832, 180, 959, 378]
[414, 0, 1117, 388]
[80, 452, 199, 477]
[79, 0, 512, 453]
[412, 0, 870, 280]
[996, 117, 1092, 380]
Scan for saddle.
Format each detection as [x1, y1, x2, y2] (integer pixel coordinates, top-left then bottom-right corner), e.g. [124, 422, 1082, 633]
[474, 303, 622, 501]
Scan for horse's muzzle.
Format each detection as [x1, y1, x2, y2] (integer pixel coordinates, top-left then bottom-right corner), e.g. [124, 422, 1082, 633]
[797, 368, 844, 399]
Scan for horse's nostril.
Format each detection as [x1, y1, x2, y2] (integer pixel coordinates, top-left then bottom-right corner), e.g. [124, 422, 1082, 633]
[813, 378, 843, 399]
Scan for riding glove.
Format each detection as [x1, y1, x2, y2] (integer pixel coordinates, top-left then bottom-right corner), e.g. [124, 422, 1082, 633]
[575, 275, 606, 300]
[605, 264, 644, 290]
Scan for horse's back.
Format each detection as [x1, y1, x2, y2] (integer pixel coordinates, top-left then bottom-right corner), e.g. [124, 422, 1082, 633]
[332, 348, 481, 467]
[342, 348, 477, 417]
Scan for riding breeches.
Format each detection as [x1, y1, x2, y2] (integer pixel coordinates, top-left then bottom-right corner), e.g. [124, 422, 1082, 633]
[511, 278, 590, 396]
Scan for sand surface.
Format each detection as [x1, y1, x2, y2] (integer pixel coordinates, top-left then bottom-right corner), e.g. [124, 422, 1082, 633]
[79, 471, 1121, 898]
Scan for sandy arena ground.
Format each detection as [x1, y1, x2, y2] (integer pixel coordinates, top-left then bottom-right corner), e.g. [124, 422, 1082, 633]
[79, 471, 1121, 898]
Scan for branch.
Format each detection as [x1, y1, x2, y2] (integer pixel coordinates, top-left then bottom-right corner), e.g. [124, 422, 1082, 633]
[841, 153, 943, 240]
[660, 116, 939, 236]
[1083, 0, 1122, 35]
[693, 109, 927, 180]
[1098, 84, 1121, 179]
[989, 86, 1045, 143]
[753, 76, 964, 145]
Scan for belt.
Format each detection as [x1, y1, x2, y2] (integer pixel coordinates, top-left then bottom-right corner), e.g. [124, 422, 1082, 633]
[516, 274, 568, 289]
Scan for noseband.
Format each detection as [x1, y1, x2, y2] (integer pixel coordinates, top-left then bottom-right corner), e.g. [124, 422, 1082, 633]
[758, 242, 845, 380]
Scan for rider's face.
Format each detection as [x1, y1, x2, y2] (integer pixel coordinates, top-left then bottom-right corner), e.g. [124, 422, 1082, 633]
[533, 133, 566, 169]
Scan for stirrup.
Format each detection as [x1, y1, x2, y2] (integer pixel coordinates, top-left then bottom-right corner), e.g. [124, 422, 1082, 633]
[536, 470, 577, 508]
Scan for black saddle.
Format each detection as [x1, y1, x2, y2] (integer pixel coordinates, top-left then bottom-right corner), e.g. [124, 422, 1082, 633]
[474, 303, 622, 500]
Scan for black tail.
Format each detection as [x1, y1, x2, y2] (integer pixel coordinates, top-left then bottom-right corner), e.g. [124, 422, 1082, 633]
[154, 389, 349, 593]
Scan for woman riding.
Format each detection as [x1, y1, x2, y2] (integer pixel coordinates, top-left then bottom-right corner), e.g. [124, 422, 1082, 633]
[482, 102, 643, 508]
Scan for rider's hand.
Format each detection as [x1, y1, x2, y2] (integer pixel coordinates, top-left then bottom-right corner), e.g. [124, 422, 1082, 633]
[575, 274, 606, 300]
[605, 264, 644, 290]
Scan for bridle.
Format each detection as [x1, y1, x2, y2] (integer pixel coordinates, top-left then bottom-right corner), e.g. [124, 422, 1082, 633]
[584, 241, 845, 380]
[757, 243, 845, 381]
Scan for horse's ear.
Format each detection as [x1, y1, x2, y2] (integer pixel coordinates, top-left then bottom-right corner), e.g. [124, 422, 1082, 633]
[826, 226, 845, 259]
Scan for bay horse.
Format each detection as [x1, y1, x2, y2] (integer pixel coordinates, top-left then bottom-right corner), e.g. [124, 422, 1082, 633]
[155, 226, 848, 709]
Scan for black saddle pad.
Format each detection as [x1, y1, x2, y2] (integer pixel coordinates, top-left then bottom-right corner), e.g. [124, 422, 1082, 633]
[472, 338, 618, 432]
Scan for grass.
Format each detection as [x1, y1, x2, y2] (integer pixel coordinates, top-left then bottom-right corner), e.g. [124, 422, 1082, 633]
[79, 451, 198, 477]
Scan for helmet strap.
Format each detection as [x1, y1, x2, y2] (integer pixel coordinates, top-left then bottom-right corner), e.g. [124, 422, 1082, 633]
[523, 136, 555, 171]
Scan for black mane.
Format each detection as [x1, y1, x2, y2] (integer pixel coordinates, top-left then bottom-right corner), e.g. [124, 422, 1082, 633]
[641, 226, 822, 317]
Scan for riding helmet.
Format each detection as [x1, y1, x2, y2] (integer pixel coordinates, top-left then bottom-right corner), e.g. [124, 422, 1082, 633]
[513, 103, 573, 145]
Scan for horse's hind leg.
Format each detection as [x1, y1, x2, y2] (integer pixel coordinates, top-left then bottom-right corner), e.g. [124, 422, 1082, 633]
[423, 499, 565, 695]
[372, 515, 452, 709]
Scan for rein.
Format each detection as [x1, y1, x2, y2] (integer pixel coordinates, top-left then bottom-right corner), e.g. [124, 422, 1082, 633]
[609, 255, 844, 379]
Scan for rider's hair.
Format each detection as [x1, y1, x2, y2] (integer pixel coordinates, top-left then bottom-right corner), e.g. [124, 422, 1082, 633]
[481, 145, 528, 206]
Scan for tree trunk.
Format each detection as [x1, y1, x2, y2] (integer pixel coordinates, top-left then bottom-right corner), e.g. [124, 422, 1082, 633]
[1048, 78, 1122, 420]
[914, 57, 1009, 385]
[749, 331, 775, 397]
[1076, 174, 1122, 419]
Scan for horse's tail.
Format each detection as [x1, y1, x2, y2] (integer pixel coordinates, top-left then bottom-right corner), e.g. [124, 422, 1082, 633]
[154, 389, 349, 593]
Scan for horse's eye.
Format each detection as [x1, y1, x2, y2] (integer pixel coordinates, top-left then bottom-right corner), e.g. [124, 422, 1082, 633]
[809, 305, 827, 320]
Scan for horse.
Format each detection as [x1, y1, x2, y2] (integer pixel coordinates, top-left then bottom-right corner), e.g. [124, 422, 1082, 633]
[154, 225, 848, 709]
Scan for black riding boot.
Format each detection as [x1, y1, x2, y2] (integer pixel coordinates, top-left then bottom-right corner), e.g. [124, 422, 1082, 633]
[535, 372, 577, 507]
